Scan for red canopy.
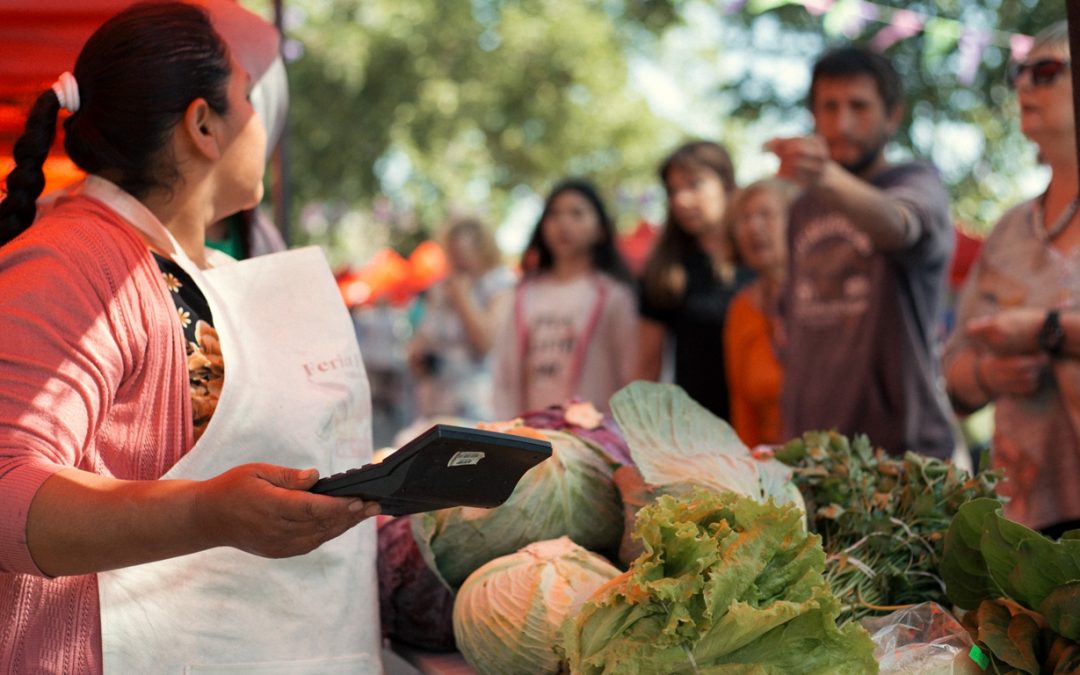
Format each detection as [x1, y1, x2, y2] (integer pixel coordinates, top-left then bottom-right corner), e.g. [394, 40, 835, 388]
[0, 1, 134, 154]
[0, 0, 277, 167]
[618, 219, 660, 278]
[949, 223, 984, 292]
[337, 242, 449, 308]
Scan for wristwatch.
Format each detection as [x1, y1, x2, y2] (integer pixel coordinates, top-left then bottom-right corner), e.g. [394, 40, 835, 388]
[1038, 310, 1066, 357]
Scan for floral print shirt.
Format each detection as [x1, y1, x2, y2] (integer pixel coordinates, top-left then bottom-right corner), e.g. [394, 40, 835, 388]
[153, 253, 223, 442]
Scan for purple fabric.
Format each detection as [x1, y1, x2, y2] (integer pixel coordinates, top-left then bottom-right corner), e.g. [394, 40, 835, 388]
[376, 517, 456, 651]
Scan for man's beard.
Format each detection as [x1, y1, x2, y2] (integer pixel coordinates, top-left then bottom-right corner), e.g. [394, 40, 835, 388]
[838, 137, 887, 176]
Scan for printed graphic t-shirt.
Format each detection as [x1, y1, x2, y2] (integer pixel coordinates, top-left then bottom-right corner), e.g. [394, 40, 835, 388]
[781, 161, 955, 457]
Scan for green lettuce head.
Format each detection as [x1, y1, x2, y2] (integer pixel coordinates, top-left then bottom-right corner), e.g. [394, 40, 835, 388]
[563, 489, 878, 674]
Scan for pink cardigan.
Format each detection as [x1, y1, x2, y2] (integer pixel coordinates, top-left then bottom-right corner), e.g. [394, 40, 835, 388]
[0, 193, 192, 673]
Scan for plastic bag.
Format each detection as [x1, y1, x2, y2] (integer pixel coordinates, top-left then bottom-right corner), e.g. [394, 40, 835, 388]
[861, 602, 983, 675]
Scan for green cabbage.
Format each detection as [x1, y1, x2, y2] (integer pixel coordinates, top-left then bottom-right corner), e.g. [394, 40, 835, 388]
[453, 537, 620, 675]
[563, 489, 879, 674]
[608, 382, 804, 564]
[412, 429, 623, 588]
[610, 381, 804, 508]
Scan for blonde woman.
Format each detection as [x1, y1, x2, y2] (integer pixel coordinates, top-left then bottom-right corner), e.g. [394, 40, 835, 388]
[723, 179, 799, 447]
[408, 217, 514, 420]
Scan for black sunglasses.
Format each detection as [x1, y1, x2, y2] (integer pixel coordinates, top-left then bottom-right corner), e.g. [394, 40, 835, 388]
[1007, 58, 1071, 88]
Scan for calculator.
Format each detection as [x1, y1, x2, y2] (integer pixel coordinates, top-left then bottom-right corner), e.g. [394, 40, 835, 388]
[309, 424, 553, 516]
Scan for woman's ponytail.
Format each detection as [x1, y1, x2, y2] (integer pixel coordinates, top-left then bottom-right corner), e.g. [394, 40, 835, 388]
[0, 90, 61, 246]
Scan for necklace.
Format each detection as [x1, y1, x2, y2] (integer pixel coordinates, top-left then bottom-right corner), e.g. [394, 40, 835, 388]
[1034, 193, 1080, 243]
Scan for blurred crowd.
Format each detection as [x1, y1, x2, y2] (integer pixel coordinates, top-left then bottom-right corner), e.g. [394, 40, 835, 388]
[352, 27, 1080, 539]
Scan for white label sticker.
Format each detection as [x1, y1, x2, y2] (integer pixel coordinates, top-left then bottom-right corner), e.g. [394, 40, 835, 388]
[448, 451, 485, 467]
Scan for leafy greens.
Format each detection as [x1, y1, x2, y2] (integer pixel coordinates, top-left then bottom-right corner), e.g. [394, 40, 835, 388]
[562, 489, 878, 674]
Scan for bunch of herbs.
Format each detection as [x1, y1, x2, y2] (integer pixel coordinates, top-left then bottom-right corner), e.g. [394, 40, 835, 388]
[774, 430, 1001, 623]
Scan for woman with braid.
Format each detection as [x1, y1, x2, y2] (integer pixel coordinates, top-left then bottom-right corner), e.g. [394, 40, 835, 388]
[0, 3, 381, 672]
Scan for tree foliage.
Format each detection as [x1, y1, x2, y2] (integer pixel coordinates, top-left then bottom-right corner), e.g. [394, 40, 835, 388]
[711, 0, 1064, 230]
[249, 0, 1066, 256]
[260, 0, 684, 255]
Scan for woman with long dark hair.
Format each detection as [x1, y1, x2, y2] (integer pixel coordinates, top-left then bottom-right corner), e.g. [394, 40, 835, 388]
[636, 140, 752, 419]
[492, 178, 637, 417]
[0, 4, 380, 672]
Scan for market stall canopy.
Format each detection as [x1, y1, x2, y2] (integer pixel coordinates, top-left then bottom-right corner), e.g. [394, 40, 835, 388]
[408, 239, 450, 291]
[0, 1, 133, 102]
[0, 0, 125, 189]
[0, 0, 277, 192]
[948, 224, 983, 292]
[337, 242, 450, 308]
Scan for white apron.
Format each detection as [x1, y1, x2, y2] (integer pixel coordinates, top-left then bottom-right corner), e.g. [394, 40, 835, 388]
[97, 223, 380, 673]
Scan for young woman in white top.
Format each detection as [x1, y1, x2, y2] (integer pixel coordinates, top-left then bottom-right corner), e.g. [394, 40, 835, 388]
[493, 179, 638, 418]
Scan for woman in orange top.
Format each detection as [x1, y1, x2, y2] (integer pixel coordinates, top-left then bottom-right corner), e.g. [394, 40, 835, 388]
[723, 179, 798, 447]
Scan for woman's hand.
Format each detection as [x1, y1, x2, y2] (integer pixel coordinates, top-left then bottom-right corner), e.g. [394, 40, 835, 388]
[27, 465, 379, 576]
[977, 352, 1049, 398]
[445, 274, 472, 312]
[966, 308, 1045, 355]
[194, 464, 380, 559]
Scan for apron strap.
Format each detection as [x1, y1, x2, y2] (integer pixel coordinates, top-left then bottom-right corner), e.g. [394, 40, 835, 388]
[569, 277, 608, 391]
[514, 275, 608, 408]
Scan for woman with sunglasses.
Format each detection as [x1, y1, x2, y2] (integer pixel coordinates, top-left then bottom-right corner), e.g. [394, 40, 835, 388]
[944, 20, 1080, 539]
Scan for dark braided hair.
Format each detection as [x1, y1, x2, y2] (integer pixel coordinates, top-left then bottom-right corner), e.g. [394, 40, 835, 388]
[0, 94, 60, 245]
[0, 2, 231, 247]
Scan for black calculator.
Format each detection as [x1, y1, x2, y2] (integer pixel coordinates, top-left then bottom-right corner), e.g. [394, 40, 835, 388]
[310, 424, 552, 516]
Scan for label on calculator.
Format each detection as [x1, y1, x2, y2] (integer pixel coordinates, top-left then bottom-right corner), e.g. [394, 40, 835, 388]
[448, 451, 485, 467]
